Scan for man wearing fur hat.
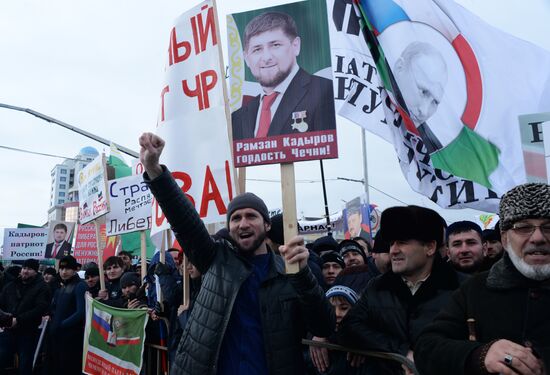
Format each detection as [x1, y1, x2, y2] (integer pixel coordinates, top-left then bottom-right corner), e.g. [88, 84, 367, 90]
[339, 205, 463, 374]
[139, 132, 333, 375]
[0, 258, 50, 374]
[415, 183, 550, 375]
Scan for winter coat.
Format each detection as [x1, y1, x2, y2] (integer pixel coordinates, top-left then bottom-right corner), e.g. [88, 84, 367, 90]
[47, 274, 87, 374]
[0, 274, 50, 333]
[145, 167, 334, 375]
[338, 254, 464, 374]
[415, 252, 550, 375]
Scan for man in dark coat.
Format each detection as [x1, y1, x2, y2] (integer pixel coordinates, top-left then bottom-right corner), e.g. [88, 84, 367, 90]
[46, 255, 87, 374]
[0, 258, 50, 374]
[338, 205, 464, 374]
[139, 132, 333, 375]
[415, 183, 550, 375]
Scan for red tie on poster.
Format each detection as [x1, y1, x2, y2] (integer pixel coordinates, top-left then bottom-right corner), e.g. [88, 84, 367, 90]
[256, 92, 278, 138]
[52, 243, 60, 257]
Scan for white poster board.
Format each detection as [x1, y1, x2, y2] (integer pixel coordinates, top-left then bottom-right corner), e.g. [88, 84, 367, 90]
[78, 154, 110, 224]
[152, 0, 235, 239]
[106, 174, 152, 236]
[2, 228, 49, 260]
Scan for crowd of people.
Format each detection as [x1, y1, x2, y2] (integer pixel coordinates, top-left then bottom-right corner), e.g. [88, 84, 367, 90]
[0, 132, 547, 375]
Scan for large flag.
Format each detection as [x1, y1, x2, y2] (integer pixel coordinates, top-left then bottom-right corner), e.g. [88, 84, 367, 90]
[347, 0, 550, 211]
[83, 294, 149, 375]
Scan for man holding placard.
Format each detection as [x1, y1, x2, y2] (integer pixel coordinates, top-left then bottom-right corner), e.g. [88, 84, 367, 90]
[140, 132, 333, 375]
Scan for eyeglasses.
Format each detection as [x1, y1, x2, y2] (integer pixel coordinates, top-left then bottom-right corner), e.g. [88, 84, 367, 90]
[511, 223, 550, 237]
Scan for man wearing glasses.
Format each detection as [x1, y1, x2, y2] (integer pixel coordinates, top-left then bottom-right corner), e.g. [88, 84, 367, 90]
[415, 183, 550, 375]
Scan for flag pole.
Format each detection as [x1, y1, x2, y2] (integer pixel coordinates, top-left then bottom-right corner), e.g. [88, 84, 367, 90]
[95, 220, 106, 290]
[361, 129, 373, 242]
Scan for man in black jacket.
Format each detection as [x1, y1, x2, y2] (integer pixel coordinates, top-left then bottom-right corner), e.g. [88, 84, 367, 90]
[0, 258, 50, 374]
[338, 205, 462, 374]
[415, 183, 550, 375]
[139, 132, 333, 375]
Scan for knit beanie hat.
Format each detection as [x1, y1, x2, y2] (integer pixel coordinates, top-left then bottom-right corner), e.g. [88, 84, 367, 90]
[43, 267, 57, 276]
[59, 255, 78, 270]
[338, 239, 367, 262]
[326, 285, 359, 305]
[320, 251, 345, 269]
[120, 272, 141, 288]
[226, 193, 270, 225]
[22, 258, 39, 272]
[499, 183, 550, 230]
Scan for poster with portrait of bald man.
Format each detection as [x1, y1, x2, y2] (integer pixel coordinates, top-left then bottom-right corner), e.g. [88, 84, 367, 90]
[227, 0, 338, 167]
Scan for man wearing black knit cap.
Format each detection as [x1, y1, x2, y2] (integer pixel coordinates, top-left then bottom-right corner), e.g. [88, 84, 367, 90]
[415, 183, 550, 375]
[139, 132, 333, 375]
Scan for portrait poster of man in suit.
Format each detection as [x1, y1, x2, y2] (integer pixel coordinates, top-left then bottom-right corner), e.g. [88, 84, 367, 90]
[45, 221, 75, 259]
[228, 1, 338, 167]
[343, 196, 371, 241]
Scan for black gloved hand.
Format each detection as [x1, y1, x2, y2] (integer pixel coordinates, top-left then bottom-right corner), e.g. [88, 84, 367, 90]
[0, 309, 13, 328]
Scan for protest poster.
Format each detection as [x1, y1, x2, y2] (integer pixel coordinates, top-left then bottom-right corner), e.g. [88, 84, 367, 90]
[474, 214, 499, 230]
[346, 0, 550, 211]
[78, 154, 110, 224]
[73, 224, 118, 265]
[227, 0, 338, 167]
[518, 112, 550, 183]
[2, 228, 49, 260]
[44, 220, 75, 259]
[152, 0, 235, 239]
[106, 175, 152, 236]
[342, 196, 371, 240]
[544, 122, 550, 183]
[83, 295, 148, 375]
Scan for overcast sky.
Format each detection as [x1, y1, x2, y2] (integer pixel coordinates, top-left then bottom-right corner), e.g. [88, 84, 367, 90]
[1, 0, 549, 244]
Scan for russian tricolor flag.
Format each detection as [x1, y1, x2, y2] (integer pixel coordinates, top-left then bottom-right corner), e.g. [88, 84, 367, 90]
[92, 308, 112, 342]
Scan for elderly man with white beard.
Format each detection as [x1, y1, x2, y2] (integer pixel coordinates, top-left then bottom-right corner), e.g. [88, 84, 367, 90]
[415, 183, 550, 375]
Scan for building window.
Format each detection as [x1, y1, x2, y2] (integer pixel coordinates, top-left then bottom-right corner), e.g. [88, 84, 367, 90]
[60, 177, 66, 182]
[58, 199, 63, 204]
[60, 184, 66, 189]
[60, 169, 67, 174]
[59, 192, 65, 197]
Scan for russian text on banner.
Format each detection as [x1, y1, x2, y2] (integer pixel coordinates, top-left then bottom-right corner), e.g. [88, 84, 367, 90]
[152, 0, 236, 242]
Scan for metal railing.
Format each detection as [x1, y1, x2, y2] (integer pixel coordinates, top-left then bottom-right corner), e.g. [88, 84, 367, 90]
[302, 339, 420, 375]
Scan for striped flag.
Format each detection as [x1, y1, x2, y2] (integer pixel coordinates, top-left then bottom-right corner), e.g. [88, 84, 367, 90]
[341, 0, 550, 210]
[83, 294, 149, 375]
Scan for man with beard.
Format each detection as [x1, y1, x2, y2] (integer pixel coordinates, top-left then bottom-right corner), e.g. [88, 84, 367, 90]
[231, 11, 336, 140]
[446, 221, 486, 274]
[139, 132, 333, 375]
[415, 183, 550, 375]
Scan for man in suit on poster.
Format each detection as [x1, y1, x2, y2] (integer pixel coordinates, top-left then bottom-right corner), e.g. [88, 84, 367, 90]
[45, 223, 72, 259]
[232, 11, 336, 140]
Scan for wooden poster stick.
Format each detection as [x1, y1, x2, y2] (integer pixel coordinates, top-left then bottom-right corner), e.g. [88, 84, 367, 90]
[182, 254, 190, 309]
[140, 231, 147, 280]
[281, 163, 299, 274]
[212, 0, 241, 196]
[95, 220, 106, 290]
